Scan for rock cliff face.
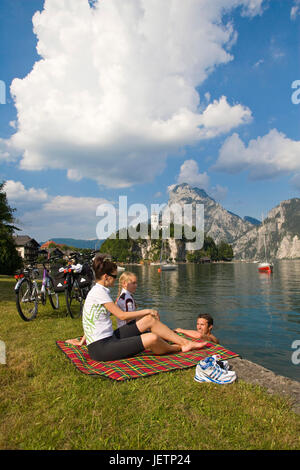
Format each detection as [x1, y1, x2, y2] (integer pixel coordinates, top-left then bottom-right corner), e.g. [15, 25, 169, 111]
[161, 185, 300, 260]
[137, 237, 186, 262]
[126, 185, 300, 261]
[232, 199, 300, 260]
[165, 183, 254, 245]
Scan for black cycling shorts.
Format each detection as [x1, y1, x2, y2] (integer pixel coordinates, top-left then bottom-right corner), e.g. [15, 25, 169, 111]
[88, 320, 145, 362]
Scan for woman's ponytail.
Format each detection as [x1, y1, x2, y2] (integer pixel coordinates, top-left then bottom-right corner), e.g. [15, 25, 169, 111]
[93, 255, 117, 281]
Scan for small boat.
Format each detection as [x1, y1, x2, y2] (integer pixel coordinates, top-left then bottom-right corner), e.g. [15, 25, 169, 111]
[160, 263, 178, 271]
[258, 262, 273, 273]
[117, 266, 125, 272]
[258, 214, 273, 274]
[158, 240, 178, 271]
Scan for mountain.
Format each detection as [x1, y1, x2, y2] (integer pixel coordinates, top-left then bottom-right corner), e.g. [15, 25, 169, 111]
[40, 238, 104, 250]
[243, 216, 261, 226]
[166, 183, 255, 245]
[233, 198, 300, 260]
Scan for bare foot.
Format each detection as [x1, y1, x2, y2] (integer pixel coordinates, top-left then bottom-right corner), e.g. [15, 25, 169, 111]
[181, 340, 207, 353]
[66, 338, 82, 346]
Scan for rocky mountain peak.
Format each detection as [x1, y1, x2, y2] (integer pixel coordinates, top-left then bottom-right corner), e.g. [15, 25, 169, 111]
[165, 183, 253, 245]
[233, 198, 300, 260]
[168, 183, 213, 203]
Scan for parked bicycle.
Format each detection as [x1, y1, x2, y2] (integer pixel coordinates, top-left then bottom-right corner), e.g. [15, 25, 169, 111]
[15, 259, 59, 322]
[52, 251, 95, 319]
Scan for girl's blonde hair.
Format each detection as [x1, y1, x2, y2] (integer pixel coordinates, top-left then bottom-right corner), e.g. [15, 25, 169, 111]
[116, 271, 137, 302]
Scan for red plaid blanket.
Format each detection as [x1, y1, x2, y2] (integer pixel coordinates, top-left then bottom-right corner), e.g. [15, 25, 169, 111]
[56, 336, 239, 381]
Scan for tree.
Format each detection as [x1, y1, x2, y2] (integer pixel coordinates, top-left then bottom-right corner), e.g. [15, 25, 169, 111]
[203, 235, 218, 261]
[217, 241, 234, 261]
[0, 182, 22, 274]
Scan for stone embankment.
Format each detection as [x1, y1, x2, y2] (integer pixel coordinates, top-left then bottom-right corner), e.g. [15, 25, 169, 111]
[228, 357, 300, 415]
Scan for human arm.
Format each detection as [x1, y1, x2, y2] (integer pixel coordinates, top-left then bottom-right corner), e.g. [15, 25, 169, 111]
[201, 333, 219, 344]
[174, 328, 219, 343]
[104, 302, 159, 322]
[174, 327, 202, 339]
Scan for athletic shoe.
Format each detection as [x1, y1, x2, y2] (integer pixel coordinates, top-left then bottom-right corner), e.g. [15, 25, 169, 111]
[211, 354, 230, 372]
[194, 356, 236, 384]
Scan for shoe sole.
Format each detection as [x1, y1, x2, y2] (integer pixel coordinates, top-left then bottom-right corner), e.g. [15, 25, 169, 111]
[195, 371, 236, 385]
[194, 375, 209, 383]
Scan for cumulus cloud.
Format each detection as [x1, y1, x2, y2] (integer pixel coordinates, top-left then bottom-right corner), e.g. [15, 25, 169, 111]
[6, 0, 263, 188]
[4, 180, 48, 203]
[213, 129, 300, 181]
[5, 180, 113, 239]
[291, 0, 300, 20]
[177, 159, 210, 190]
[177, 159, 228, 201]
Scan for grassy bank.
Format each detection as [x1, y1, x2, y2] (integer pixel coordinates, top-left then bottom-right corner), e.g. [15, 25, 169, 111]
[0, 275, 299, 450]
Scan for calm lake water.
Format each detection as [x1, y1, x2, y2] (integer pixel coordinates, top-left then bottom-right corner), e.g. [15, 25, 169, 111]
[111, 261, 300, 382]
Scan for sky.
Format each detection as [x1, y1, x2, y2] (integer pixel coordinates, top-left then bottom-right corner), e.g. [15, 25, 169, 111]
[0, 0, 299, 242]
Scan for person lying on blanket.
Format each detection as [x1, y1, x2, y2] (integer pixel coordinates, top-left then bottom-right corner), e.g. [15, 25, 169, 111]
[66, 256, 207, 361]
[174, 314, 219, 344]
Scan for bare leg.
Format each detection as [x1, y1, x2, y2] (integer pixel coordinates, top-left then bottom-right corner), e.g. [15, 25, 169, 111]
[136, 315, 207, 352]
[141, 332, 182, 355]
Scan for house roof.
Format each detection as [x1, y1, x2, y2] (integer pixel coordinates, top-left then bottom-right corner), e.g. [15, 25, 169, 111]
[13, 236, 40, 247]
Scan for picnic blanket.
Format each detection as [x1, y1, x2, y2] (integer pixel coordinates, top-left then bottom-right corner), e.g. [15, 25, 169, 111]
[56, 335, 239, 381]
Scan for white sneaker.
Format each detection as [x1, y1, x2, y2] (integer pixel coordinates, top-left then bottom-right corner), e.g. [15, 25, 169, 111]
[194, 356, 236, 384]
[211, 354, 230, 372]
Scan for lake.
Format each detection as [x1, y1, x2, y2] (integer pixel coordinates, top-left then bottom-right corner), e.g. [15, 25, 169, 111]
[111, 260, 300, 382]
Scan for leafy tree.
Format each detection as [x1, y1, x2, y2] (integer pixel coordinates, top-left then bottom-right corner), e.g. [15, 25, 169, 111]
[217, 241, 234, 261]
[0, 182, 22, 274]
[203, 235, 218, 261]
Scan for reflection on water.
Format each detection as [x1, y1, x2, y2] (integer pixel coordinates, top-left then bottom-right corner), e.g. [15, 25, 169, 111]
[111, 260, 300, 381]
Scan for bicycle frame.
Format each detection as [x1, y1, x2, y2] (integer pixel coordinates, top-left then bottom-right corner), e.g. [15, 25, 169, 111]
[15, 263, 54, 303]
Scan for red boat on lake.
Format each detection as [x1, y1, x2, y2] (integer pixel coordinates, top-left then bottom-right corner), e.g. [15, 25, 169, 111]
[258, 262, 273, 273]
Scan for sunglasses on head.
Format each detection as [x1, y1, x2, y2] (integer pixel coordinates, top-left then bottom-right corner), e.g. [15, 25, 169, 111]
[107, 272, 117, 279]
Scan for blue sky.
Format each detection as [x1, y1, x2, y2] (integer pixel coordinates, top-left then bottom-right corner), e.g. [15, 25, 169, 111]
[0, 0, 299, 241]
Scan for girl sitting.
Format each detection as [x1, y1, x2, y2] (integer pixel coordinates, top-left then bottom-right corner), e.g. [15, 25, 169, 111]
[76, 256, 207, 362]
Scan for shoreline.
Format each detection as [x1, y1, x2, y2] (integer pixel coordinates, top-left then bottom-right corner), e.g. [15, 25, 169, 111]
[228, 357, 300, 415]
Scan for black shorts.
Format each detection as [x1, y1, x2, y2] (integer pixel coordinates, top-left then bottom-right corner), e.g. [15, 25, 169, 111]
[88, 320, 145, 362]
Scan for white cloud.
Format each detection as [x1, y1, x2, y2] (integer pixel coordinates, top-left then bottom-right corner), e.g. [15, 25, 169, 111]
[177, 159, 210, 190]
[5, 180, 112, 240]
[253, 58, 264, 68]
[6, 0, 263, 188]
[213, 129, 300, 181]
[0, 138, 19, 162]
[196, 96, 252, 138]
[291, 1, 300, 20]
[4, 180, 48, 203]
[177, 159, 228, 201]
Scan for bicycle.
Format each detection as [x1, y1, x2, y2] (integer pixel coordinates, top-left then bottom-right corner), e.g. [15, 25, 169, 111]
[15, 259, 59, 322]
[62, 252, 94, 319]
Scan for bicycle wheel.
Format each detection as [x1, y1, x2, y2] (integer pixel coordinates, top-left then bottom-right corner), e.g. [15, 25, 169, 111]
[16, 278, 38, 321]
[65, 277, 83, 319]
[47, 276, 59, 310]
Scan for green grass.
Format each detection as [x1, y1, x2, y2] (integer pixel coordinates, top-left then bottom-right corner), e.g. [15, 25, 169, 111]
[0, 275, 299, 450]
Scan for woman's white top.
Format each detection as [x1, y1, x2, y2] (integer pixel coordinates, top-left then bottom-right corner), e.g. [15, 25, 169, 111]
[82, 283, 114, 345]
[116, 288, 136, 328]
